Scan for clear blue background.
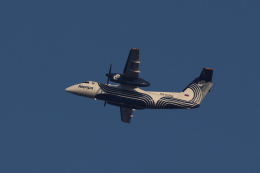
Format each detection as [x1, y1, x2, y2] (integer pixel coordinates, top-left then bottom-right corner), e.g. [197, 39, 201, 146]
[1, 0, 259, 172]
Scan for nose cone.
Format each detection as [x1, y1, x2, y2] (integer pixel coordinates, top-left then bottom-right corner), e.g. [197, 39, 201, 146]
[65, 86, 74, 93]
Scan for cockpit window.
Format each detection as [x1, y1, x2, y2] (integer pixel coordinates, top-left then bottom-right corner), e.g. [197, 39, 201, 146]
[83, 81, 89, 83]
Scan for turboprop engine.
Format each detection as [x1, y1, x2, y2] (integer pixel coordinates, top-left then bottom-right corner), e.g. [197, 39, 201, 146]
[106, 73, 150, 87]
[105, 64, 150, 87]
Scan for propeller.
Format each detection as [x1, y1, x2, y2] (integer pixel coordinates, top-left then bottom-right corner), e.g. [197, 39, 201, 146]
[106, 64, 112, 85]
[104, 64, 112, 107]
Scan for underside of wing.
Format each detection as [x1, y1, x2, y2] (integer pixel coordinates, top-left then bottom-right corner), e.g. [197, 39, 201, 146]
[120, 106, 134, 123]
[123, 48, 140, 78]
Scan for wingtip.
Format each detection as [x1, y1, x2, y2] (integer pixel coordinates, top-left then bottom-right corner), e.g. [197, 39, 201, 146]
[204, 68, 213, 70]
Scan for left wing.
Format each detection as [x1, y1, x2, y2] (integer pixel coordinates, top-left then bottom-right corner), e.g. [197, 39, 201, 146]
[120, 106, 134, 123]
[123, 48, 140, 78]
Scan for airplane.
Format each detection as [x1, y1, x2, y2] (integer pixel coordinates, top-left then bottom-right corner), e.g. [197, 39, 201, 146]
[65, 48, 213, 123]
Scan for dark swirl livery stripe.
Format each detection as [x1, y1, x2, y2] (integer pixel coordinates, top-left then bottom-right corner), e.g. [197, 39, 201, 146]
[97, 83, 200, 109]
[188, 83, 202, 104]
[97, 83, 155, 109]
[155, 97, 198, 109]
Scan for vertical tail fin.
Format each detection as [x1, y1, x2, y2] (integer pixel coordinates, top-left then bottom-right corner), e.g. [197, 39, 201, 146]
[180, 68, 213, 104]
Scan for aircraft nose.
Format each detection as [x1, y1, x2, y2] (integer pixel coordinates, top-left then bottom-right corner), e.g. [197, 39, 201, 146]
[65, 86, 74, 93]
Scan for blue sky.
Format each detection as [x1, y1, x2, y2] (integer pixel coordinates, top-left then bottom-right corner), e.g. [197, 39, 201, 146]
[1, 0, 260, 172]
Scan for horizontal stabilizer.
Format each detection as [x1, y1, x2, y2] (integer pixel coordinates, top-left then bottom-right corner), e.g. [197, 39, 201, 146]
[199, 68, 213, 82]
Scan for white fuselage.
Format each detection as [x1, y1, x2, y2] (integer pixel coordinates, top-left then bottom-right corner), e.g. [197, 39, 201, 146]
[65, 81, 199, 109]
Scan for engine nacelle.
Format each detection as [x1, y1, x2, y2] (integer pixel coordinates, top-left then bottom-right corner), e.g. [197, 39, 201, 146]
[107, 73, 150, 87]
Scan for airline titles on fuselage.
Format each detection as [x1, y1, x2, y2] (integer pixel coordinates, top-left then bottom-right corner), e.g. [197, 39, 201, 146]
[78, 85, 93, 90]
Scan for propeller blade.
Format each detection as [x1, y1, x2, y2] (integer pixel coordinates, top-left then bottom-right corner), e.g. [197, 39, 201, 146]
[105, 64, 112, 106]
[106, 76, 110, 85]
[109, 64, 112, 74]
[106, 64, 112, 85]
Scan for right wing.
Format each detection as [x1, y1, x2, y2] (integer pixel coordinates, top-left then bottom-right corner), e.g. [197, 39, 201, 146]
[123, 48, 140, 79]
[120, 106, 134, 123]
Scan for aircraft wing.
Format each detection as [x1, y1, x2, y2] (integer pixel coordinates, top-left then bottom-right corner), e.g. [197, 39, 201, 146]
[123, 48, 140, 78]
[120, 106, 134, 123]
